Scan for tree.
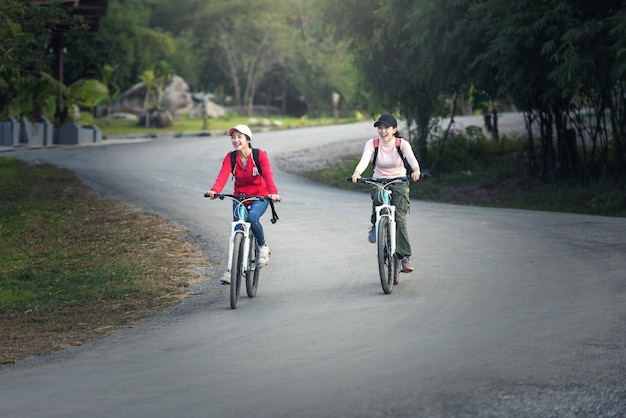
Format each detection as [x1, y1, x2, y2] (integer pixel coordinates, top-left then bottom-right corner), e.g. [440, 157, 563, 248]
[138, 61, 173, 128]
[282, 0, 357, 118]
[324, 0, 475, 165]
[98, 64, 121, 122]
[139, 69, 157, 128]
[0, 0, 79, 120]
[63, 1, 176, 91]
[205, 2, 286, 115]
[473, 0, 625, 182]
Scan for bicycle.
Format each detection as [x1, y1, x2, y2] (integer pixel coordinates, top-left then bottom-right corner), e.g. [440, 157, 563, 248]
[348, 176, 410, 294]
[205, 193, 278, 309]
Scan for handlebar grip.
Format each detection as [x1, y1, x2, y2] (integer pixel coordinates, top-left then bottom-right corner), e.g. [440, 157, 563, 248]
[346, 177, 365, 183]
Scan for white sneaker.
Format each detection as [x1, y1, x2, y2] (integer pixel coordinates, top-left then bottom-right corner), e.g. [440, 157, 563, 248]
[220, 271, 230, 285]
[257, 245, 270, 266]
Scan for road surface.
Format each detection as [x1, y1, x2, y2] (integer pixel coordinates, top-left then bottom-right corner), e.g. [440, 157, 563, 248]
[2, 121, 625, 417]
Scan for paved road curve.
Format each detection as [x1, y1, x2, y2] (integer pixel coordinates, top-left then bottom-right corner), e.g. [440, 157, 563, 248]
[2, 122, 626, 417]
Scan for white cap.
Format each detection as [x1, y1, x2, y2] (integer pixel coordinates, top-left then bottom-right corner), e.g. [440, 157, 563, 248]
[227, 124, 252, 139]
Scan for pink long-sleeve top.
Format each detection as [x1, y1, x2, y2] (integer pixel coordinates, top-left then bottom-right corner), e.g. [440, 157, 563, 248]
[210, 149, 278, 196]
[354, 137, 420, 178]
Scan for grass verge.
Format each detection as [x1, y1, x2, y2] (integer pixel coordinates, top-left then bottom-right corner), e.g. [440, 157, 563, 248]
[0, 157, 208, 364]
[299, 149, 626, 218]
[98, 115, 357, 137]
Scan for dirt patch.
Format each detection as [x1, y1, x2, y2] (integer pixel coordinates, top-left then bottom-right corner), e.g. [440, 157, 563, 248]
[274, 139, 364, 173]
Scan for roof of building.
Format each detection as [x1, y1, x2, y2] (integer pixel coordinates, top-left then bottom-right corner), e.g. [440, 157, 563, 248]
[32, 0, 109, 32]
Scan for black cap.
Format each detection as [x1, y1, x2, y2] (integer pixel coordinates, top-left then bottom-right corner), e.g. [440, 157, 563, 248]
[373, 114, 397, 128]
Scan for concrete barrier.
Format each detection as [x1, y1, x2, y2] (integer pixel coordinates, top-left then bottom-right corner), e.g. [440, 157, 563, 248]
[0, 121, 13, 147]
[56, 123, 95, 145]
[19, 117, 53, 147]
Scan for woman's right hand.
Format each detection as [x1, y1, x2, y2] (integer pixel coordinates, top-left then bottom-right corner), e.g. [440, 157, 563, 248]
[204, 190, 216, 199]
[351, 171, 361, 183]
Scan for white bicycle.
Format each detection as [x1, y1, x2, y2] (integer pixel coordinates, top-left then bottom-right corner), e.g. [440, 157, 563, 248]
[350, 177, 410, 294]
[205, 193, 278, 309]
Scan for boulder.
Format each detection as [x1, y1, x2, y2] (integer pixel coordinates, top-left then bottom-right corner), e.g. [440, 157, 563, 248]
[163, 75, 193, 115]
[110, 75, 193, 117]
[138, 108, 174, 128]
[187, 99, 225, 119]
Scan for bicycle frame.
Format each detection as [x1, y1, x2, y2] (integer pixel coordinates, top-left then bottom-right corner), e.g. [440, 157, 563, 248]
[363, 177, 407, 258]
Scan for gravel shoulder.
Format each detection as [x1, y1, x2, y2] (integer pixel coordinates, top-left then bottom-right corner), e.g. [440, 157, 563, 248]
[273, 139, 364, 174]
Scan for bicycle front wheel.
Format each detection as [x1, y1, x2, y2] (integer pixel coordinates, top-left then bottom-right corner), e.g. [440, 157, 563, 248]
[377, 216, 395, 294]
[246, 238, 261, 298]
[230, 232, 245, 309]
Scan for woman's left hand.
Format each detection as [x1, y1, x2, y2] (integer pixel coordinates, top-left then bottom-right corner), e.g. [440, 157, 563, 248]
[411, 169, 421, 182]
[268, 194, 281, 202]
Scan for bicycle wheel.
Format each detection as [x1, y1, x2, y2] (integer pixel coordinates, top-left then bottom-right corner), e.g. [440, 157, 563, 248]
[377, 216, 394, 294]
[230, 232, 245, 309]
[246, 237, 261, 298]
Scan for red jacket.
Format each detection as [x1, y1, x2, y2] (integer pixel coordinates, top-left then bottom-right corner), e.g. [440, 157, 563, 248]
[210, 149, 278, 196]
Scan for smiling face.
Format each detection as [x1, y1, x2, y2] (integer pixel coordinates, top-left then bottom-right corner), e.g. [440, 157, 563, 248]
[231, 130, 250, 151]
[377, 124, 397, 143]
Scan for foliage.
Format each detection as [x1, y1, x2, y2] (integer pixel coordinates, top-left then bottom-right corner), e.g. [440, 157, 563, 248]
[471, 0, 626, 183]
[0, 0, 83, 120]
[39, 73, 109, 125]
[280, 1, 358, 118]
[61, 0, 357, 118]
[8, 0, 626, 187]
[326, 0, 626, 185]
[299, 131, 626, 218]
[63, 1, 175, 91]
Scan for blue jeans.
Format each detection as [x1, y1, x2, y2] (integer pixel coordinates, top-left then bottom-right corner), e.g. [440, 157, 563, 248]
[233, 199, 269, 246]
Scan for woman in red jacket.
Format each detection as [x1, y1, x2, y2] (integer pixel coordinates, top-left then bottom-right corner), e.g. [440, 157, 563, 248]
[205, 124, 280, 283]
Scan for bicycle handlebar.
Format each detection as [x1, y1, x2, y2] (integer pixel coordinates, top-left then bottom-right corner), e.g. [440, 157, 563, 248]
[203, 193, 280, 224]
[204, 193, 269, 201]
[346, 176, 410, 184]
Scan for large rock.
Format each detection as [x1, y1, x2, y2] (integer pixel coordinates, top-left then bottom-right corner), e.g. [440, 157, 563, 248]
[163, 75, 193, 115]
[138, 108, 174, 128]
[109, 75, 193, 117]
[187, 99, 225, 119]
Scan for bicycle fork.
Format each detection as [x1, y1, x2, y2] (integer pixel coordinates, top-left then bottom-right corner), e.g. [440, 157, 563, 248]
[374, 204, 397, 257]
[226, 221, 252, 275]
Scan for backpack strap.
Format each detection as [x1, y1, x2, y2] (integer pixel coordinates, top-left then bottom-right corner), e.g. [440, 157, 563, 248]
[230, 148, 263, 178]
[395, 137, 405, 160]
[252, 148, 262, 176]
[229, 151, 237, 178]
[372, 138, 379, 166]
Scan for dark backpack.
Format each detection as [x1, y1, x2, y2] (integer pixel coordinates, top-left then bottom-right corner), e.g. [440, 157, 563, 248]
[372, 137, 413, 176]
[230, 148, 262, 178]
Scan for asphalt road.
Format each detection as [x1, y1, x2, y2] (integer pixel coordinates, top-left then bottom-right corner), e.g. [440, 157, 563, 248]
[2, 121, 626, 417]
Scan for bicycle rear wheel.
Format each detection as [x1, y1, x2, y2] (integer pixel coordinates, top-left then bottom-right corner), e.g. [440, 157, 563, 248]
[377, 216, 395, 294]
[246, 238, 261, 298]
[230, 232, 245, 309]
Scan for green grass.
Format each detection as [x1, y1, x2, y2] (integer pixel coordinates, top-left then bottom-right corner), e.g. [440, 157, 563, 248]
[97, 115, 357, 137]
[0, 157, 207, 363]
